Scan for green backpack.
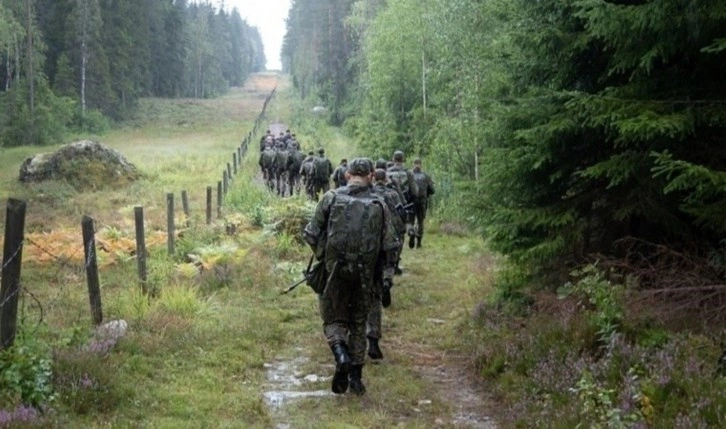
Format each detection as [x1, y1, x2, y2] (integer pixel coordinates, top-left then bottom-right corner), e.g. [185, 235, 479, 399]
[412, 171, 429, 199]
[387, 167, 409, 190]
[261, 148, 276, 169]
[326, 190, 384, 267]
[314, 157, 330, 181]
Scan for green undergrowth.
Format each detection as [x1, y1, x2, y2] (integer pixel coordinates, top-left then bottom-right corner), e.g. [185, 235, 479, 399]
[466, 262, 726, 427]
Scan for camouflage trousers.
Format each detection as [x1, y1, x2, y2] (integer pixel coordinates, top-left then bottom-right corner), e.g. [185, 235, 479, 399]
[413, 199, 428, 238]
[366, 258, 396, 340]
[313, 181, 330, 201]
[318, 262, 375, 366]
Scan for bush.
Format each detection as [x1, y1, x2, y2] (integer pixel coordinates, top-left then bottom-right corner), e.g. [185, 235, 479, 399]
[0, 339, 55, 408]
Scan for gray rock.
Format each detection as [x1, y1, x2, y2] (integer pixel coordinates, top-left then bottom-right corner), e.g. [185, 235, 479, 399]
[19, 140, 140, 187]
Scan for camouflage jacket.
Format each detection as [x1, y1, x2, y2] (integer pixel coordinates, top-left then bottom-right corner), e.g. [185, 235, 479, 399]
[303, 182, 399, 268]
[372, 183, 406, 236]
[387, 164, 418, 204]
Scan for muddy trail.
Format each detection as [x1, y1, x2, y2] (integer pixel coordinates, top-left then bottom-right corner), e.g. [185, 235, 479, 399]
[247, 120, 499, 426]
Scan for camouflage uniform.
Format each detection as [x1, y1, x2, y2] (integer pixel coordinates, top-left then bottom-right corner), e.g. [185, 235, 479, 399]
[387, 153, 418, 238]
[303, 159, 399, 395]
[332, 160, 348, 189]
[312, 150, 333, 200]
[299, 153, 315, 198]
[366, 171, 406, 357]
[411, 161, 435, 247]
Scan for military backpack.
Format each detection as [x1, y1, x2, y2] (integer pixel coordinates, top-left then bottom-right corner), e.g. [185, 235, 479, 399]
[260, 148, 276, 169]
[313, 157, 330, 182]
[412, 171, 430, 199]
[326, 190, 384, 267]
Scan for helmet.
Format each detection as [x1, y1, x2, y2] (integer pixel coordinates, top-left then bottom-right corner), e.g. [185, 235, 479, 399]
[347, 158, 373, 176]
[392, 150, 405, 162]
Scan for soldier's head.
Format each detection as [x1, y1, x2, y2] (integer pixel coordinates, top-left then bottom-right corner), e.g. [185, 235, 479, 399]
[374, 168, 387, 183]
[375, 158, 388, 170]
[346, 158, 374, 184]
[308, 151, 314, 156]
[340, 158, 347, 165]
[413, 158, 422, 172]
[318, 148, 325, 155]
[393, 150, 405, 163]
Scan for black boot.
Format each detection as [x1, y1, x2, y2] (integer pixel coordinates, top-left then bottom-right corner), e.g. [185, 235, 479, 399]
[408, 233, 415, 249]
[416, 236, 422, 248]
[348, 364, 366, 395]
[367, 337, 383, 360]
[330, 343, 351, 394]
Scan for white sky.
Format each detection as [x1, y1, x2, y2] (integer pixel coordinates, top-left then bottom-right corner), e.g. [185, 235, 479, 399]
[218, 0, 292, 70]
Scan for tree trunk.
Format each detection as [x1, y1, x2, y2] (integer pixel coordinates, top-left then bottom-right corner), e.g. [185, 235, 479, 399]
[25, 0, 34, 119]
[422, 49, 426, 119]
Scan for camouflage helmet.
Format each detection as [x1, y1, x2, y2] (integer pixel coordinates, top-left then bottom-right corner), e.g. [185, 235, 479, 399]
[318, 148, 325, 155]
[375, 158, 388, 170]
[392, 150, 405, 162]
[374, 168, 387, 182]
[347, 158, 373, 177]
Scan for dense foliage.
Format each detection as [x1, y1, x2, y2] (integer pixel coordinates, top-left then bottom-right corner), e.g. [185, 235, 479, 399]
[0, 0, 265, 146]
[283, 0, 726, 283]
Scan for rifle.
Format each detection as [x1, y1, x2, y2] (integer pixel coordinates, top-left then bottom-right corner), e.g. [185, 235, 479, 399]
[281, 254, 315, 295]
[282, 276, 308, 295]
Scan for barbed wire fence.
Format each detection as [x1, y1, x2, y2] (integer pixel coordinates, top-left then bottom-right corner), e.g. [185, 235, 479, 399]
[0, 87, 277, 352]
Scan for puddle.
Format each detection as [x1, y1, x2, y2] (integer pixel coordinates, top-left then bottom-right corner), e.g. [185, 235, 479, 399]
[262, 354, 333, 413]
[263, 390, 335, 408]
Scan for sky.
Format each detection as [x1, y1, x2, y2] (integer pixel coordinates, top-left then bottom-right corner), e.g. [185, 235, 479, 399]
[217, 0, 292, 70]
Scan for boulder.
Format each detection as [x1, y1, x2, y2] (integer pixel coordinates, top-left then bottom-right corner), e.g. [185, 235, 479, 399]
[19, 140, 141, 189]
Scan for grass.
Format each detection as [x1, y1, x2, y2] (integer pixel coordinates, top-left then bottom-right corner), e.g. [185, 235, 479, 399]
[0, 74, 500, 428]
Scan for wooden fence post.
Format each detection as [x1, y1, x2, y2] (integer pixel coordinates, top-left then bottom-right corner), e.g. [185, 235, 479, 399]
[233, 153, 238, 175]
[227, 162, 232, 181]
[206, 186, 212, 225]
[181, 190, 190, 220]
[167, 193, 175, 255]
[217, 181, 223, 219]
[134, 206, 148, 294]
[81, 215, 103, 326]
[0, 198, 26, 350]
[223, 171, 229, 195]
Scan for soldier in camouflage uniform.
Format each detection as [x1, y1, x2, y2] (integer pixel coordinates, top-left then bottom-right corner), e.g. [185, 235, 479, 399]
[410, 158, 435, 248]
[312, 148, 333, 200]
[299, 151, 316, 199]
[387, 150, 417, 273]
[303, 158, 399, 395]
[366, 168, 406, 360]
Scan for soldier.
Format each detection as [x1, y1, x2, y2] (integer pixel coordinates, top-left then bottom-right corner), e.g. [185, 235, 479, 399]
[287, 133, 301, 151]
[367, 168, 406, 361]
[332, 158, 348, 189]
[274, 140, 289, 196]
[303, 158, 399, 395]
[299, 151, 316, 199]
[410, 158, 435, 248]
[387, 150, 417, 272]
[312, 148, 333, 200]
[258, 145, 277, 191]
[286, 148, 305, 195]
[259, 130, 273, 152]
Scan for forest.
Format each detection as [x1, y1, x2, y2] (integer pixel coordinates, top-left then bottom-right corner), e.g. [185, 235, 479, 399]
[0, 0, 265, 146]
[283, 0, 726, 293]
[283, 1, 726, 423]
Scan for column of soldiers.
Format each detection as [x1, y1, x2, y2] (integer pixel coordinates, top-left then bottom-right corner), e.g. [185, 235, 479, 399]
[303, 149, 435, 396]
[258, 128, 339, 201]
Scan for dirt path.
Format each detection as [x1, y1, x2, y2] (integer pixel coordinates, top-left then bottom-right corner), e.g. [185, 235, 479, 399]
[405, 342, 498, 428]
